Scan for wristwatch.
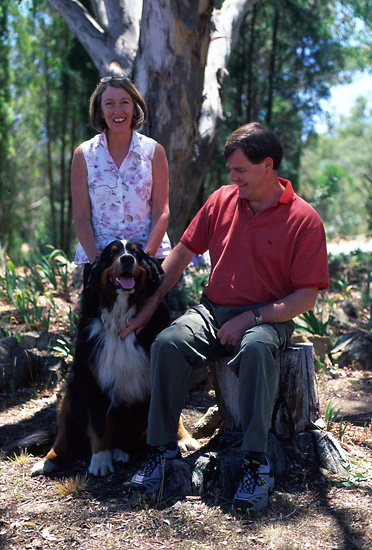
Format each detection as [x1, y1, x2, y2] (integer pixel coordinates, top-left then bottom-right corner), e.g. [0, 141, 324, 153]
[253, 309, 263, 325]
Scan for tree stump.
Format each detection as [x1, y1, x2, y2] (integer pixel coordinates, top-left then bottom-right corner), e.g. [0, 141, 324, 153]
[211, 343, 318, 436]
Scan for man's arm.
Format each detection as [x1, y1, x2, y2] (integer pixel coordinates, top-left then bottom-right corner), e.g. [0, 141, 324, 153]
[119, 242, 195, 339]
[217, 287, 319, 346]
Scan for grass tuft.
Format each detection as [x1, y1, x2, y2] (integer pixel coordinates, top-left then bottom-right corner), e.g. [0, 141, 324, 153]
[8, 449, 33, 465]
[55, 473, 90, 497]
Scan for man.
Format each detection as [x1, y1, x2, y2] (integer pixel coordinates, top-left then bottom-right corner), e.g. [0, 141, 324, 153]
[120, 122, 329, 511]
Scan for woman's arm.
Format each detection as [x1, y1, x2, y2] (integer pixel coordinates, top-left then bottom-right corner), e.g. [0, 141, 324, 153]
[144, 143, 170, 257]
[71, 146, 99, 264]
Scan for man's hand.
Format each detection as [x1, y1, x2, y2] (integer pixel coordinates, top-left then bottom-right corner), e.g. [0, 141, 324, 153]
[217, 311, 255, 346]
[118, 242, 194, 340]
[119, 298, 158, 339]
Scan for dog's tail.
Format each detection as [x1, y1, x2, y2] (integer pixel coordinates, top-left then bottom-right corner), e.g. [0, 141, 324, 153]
[2, 430, 55, 457]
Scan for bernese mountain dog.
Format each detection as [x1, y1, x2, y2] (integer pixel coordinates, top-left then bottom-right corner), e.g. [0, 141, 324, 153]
[31, 240, 198, 477]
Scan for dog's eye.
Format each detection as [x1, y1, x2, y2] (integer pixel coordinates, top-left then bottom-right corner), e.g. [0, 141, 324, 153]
[109, 247, 119, 259]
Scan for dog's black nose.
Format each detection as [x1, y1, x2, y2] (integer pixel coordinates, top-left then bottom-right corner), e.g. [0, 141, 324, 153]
[120, 254, 135, 270]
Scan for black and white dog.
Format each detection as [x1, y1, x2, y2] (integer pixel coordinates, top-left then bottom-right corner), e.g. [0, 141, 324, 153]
[31, 240, 198, 477]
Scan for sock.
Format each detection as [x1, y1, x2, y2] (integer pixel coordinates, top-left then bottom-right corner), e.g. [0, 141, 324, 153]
[157, 441, 178, 452]
[245, 451, 265, 463]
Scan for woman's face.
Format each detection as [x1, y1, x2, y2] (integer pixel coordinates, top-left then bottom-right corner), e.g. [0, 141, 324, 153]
[100, 86, 135, 134]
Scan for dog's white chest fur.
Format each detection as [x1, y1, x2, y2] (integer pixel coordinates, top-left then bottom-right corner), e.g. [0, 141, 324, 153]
[88, 296, 150, 405]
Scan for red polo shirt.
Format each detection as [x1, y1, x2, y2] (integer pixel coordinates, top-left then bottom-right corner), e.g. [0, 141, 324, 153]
[181, 179, 329, 307]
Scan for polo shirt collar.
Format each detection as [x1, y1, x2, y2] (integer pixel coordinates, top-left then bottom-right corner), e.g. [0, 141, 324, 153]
[278, 178, 294, 205]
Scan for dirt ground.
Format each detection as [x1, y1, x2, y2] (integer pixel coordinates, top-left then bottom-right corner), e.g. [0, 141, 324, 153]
[1, 279, 372, 549]
[1, 364, 371, 550]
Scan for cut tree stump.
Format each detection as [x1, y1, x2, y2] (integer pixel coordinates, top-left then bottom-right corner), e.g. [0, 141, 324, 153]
[210, 342, 318, 436]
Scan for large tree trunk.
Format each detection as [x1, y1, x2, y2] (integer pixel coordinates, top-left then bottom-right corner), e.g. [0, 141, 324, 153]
[48, 0, 258, 244]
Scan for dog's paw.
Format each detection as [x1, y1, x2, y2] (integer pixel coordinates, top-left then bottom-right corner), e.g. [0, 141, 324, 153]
[112, 448, 130, 464]
[178, 437, 200, 453]
[31, 458, 57, 477]
[89, 450, 114, 476]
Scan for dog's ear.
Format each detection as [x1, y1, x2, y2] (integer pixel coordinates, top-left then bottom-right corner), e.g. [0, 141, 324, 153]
[143, 253, 165, 292]
[85, 254, 101, 290]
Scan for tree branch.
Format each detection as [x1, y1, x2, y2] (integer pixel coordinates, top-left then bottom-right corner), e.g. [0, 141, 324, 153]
[200, 0, 258, 136]
[48, 0, 140, 75]
[89, 0, 108, 30]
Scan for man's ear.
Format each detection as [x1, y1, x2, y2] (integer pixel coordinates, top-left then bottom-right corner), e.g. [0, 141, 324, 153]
[264, 157, 274, 170]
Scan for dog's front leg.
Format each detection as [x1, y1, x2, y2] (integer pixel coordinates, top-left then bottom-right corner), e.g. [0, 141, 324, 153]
[89, 449, 114, 476]
[88, 413, 116, 476]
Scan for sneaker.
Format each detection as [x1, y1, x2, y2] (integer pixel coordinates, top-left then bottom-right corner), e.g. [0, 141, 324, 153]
[232, 456, 274, 512]
[129, 443, 181, 494]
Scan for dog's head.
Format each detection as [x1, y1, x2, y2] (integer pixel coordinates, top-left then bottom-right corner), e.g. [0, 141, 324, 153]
[86, 240, 165, 310]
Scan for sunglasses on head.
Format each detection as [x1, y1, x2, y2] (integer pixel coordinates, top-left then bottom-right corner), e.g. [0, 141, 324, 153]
[100, 75, 130, 83]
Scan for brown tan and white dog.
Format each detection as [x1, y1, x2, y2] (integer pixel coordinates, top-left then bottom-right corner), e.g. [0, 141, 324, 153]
[31, 240, 198, 477]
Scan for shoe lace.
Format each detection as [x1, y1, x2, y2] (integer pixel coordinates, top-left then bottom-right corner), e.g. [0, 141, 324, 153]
[136, 448, 163, 476]
[240, 459, 262, 494]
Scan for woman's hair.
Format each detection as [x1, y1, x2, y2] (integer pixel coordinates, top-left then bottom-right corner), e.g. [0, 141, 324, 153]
[222, 122, 283, 170]
[89, 76, 147, 132]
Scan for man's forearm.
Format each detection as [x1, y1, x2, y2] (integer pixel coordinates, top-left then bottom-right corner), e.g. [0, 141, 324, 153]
[217, 287, 319, 346]
[258, 287, 319, 324]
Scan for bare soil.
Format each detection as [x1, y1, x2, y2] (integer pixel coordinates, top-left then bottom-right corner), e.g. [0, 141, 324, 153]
[1, 275, 372, 550]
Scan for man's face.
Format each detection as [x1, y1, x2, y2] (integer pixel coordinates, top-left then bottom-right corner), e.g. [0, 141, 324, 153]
[226, 148, 270, 203]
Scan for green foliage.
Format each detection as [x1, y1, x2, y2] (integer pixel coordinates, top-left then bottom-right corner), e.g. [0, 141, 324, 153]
[342, 463, 369, 487]
[3, 0, 98, 258]
[14, 289, 51, 330]
[198, 0, 372, 211]
[182, 255, 211, 307]
[0, 244, 75, 331]
[295, 302, 329, 336]
[300, 98, 372, 238]
[0, 0, 19, 252]
[324, 399, 343, 431]
[182, 268, 210, 307]
[361, 263, 371, 310]
[37, 248, 70, 291]
[51, 337, 74, 362]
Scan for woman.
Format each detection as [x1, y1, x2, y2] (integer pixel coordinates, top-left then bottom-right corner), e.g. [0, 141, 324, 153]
[71, 75, 171, 276]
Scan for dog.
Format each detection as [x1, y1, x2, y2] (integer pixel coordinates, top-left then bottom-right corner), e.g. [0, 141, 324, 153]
[31, 239, 198, 477]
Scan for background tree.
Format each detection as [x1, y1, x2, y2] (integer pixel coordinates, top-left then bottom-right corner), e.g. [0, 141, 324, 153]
[49, 0, 372, 243]
[195, 0, 363, 218]
[0, 0, 18, 254]
[3, 0, 372, 259]
[46, 0, 259, 244]
[5, 0, 97, 257]
[300, 97, 372, 239]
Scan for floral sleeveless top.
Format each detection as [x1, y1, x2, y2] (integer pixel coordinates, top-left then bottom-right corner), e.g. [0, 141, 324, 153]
[74, 131, 171, 264]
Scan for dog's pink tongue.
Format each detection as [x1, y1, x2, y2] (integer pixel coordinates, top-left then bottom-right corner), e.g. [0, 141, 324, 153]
[118, 276, 135, 290]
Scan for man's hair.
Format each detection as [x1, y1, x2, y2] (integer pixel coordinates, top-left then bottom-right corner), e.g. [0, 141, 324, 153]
[89, 77, 147, 132]
[222, 122, 283, 170]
